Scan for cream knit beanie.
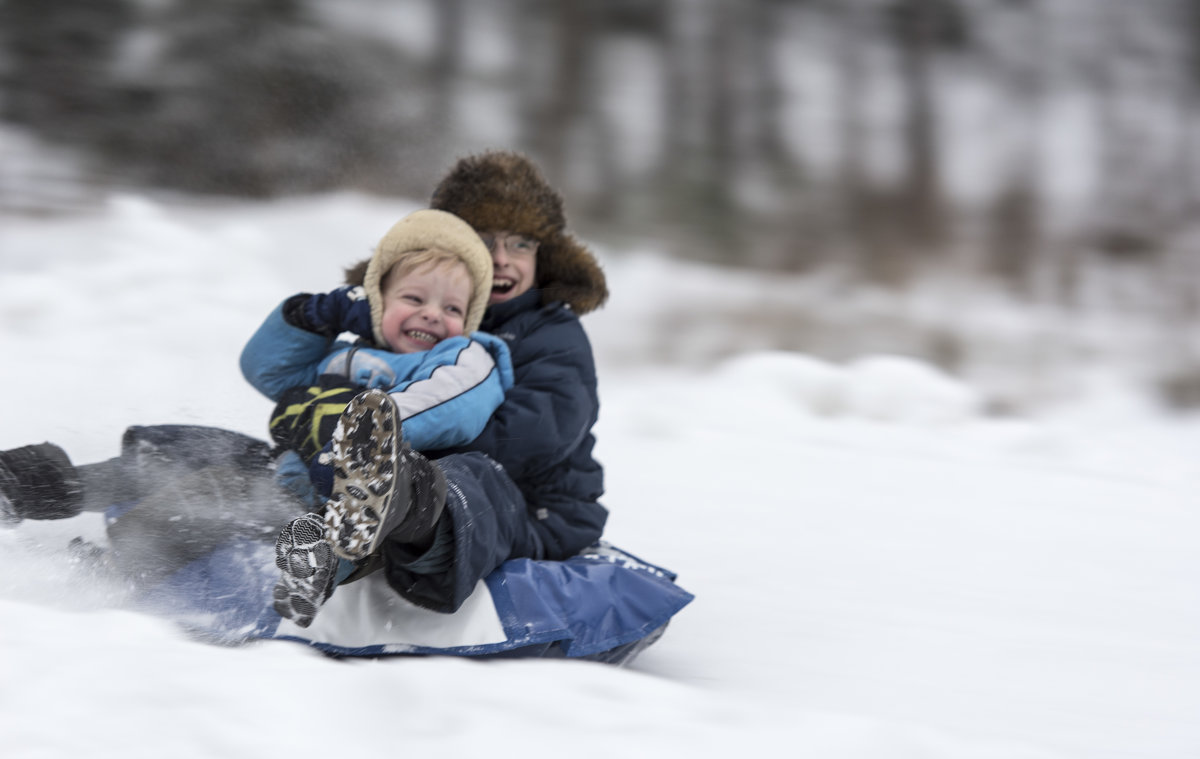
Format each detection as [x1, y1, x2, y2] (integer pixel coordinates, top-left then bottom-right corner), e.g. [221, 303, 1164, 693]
[362, 209, 494, 343]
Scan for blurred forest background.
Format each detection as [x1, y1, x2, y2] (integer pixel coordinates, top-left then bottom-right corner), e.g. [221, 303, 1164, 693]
[2, 0, 1200, 410]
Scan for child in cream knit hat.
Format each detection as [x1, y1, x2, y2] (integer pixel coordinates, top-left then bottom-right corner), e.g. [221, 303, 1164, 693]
[240, 208, 515, 625]
[241, 207, 511, 480]
[362, 208, 495, 350]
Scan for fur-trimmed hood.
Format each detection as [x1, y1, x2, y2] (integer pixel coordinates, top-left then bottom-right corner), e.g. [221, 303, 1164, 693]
[346, 151, 607, 316]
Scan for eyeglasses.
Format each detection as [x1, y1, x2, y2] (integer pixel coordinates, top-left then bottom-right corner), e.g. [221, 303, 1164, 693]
[479, 233, 539, 256]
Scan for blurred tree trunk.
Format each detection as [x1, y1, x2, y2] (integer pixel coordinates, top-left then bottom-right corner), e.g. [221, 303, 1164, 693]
[526, 0, 593, 183]
[657, 0, 743, 262]
[429, 0, 466, 156]
[892, 0, 948, 252]
[1159, 0, 1200, 352]
[1086, 2, 1163, 261]
[833, 2, 869, 199]
[747, 0, 799, 181]
[1173, 0, 1200, 227]
[660, 0, 702, 199]
[832, 1, 891, 280]
[985, 0, 1046, 297]
[707, 0, 738, 204]
[744, 0, 809, 269]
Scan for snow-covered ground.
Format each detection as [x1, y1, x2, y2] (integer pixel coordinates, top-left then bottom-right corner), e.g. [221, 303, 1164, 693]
[1, 193, 1198, 759]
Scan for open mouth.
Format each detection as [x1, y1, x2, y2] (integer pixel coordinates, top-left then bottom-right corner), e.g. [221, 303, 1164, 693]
[493, 279, 516, 294]
[405, 329, 439, 344]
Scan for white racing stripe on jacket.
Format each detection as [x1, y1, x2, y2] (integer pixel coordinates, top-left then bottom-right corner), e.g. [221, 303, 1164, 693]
[389, 340, 497, 422]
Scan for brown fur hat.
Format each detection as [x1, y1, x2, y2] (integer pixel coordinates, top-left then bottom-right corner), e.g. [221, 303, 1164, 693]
[346, 151, 607, 315]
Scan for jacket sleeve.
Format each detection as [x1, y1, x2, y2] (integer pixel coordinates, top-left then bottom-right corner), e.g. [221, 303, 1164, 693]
[240, 300, 331, 401]
[467, 315, 598, 482]
[386, 334, 514, 452]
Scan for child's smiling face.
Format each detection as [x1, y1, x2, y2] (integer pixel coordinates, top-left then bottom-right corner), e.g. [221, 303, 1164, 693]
[479, 231, 538, 305]
[378, 260, 472, 353]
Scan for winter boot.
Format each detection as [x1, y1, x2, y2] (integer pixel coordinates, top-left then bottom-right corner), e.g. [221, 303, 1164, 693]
[322, 388, 447, 561]
[272, 513, 338, 628]
[0, 443, 83, 523]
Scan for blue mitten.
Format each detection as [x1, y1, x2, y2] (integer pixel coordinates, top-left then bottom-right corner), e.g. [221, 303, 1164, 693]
[301, 285, 374, 340]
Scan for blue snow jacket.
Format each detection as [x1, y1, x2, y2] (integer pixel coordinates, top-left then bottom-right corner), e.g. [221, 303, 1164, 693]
[240, 301, 513, 452]
[427, 288, 606, 559]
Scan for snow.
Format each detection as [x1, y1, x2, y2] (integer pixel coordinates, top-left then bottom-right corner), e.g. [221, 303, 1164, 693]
[1, 193, 1198, 759]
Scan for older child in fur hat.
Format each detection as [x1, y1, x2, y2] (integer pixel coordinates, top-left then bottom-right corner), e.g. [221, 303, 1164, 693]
[272, 150, 610, 627]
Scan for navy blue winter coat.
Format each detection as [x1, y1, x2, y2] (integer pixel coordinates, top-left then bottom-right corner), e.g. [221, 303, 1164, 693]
[428, 288, 606, 559]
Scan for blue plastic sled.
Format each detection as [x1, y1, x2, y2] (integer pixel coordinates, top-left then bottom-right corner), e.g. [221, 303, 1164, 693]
[134, 538, 694, 665]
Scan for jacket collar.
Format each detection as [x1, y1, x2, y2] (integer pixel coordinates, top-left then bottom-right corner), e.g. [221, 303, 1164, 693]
[479, 289, 542, 332]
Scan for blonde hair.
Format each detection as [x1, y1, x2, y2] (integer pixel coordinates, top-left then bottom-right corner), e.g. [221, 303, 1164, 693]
[380, 247, 471, 294]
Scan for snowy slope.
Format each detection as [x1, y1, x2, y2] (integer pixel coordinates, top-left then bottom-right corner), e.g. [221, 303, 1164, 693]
[1, 193, 1198, 759]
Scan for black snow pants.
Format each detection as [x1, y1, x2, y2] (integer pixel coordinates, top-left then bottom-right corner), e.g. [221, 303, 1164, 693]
[373, 452, 546, 614]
